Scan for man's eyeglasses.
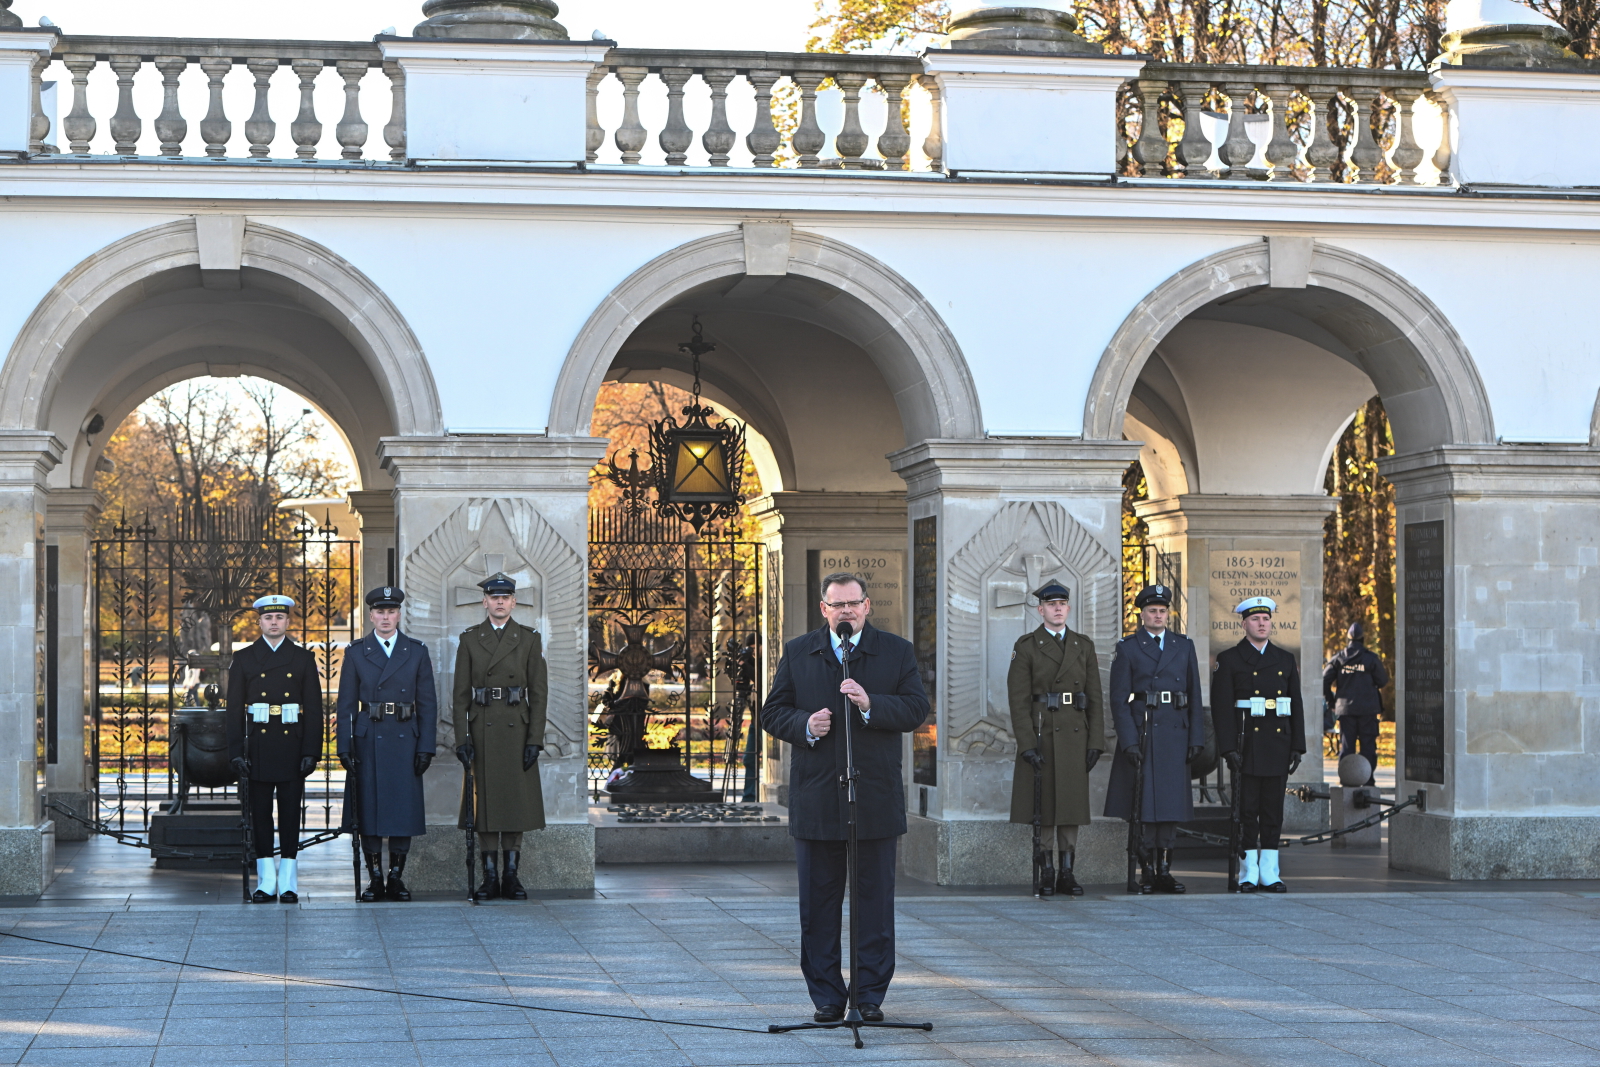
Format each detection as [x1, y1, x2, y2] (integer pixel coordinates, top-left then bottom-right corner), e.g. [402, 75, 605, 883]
[823, 599, 867, 610]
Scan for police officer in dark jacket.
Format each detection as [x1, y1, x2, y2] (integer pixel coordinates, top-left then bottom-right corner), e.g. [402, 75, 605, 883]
[1214, 597, 1306, 893]
[227, 595, 324, 904]
[762, 573, 928, 1025]
[1323, 621, 1388, 786]
[336, 586, 438, 902]
[1105, 584, 1204, 894]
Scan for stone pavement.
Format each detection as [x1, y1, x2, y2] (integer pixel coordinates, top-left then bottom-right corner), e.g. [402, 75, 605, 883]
[6, 883, 1600, 1066]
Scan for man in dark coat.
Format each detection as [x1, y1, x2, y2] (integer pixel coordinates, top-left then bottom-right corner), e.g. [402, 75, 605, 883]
[227, 595, 324, 904]
[762, 572, 928, 1025]
[1008, 580, 1104, 897]
[454, 572, 548, 901]
[1323, 621, 1388, 786]
[1214, 596, 1307, 893]
[1105, 584, 1204, 895]
[336, 586, 438, 902]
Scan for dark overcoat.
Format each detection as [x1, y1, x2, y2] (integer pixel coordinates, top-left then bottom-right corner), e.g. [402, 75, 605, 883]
[1007, 624, 1105, 827]
[761, 623, 928, 841]
[335, 631, 438, 837]
[453, 618, 549, 833]
[1214, 639, 1307, 776]
[226, 637, 324, 784]
[1104, 629, 1205, 823]
[1322, 643, 1388, 718]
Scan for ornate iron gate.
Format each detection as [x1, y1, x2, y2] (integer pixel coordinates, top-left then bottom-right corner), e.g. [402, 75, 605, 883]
[1123, 541, 1183, 634]
[92, 509, 359, 838]
[587, 506, 762, 802]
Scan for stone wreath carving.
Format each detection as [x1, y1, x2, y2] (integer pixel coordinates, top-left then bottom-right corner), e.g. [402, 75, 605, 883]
[402, 497, 585, 756]
[945, 500, 1119, 757]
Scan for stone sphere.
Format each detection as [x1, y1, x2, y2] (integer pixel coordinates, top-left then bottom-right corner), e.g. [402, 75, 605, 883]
[1338, 753, 1372, 787]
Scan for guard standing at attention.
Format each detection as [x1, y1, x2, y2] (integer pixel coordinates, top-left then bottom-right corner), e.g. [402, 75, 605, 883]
[1322, 621, 1388, 786]
[336, 586, 438, 902]
[1105, 584, 1204, 894]
[454, 572, 549, 901]
[1214, 597, 1307, 893]
[227, 595, 324, 904]
[1007, 580, 1104, 897]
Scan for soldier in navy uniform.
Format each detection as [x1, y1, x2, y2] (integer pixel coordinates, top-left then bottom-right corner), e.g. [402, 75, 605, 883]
[337, 586, 438, 902]
[1105, 584, 1204, 894]
[1213, 596, 1306, 893]
[1322, 621, 1388, 786]
[227, 595, 324, 903]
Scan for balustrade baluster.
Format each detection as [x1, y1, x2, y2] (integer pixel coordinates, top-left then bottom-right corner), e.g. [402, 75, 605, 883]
[1390, 86, 1424, 185]
[614, 67, 648, 165]
[1303, 85, 1340, 182]
[199, 57, 233, 158]
[154, 56, 187, 157]
[28, 53, 48, 154]
[1133, 78, 1168, 178]
[291, 60, 323, 159]
[62, 54, 97, 156]
[1427, 90, 1453, 185]
[919, 73, 944, 172]
[245, 58, 277, 158]
[658, 67, 694, 166]
[834, 72, 870, 167]
[109, 56, 141, 156]
[1263, 82, 1299, 182]
[1176, 79, 1212, 178]
[1348, 88, 1382, 182]
[792, 72, 827, 167]
[335, 60, 369, 160]
[702, 69, 736, 166]
[746, 69, 782, 168]
[384, 61, 406, 161]
[877, 72, 911, 171]
[585, 68, 605, 163]
[1220, 81, 1257, 180]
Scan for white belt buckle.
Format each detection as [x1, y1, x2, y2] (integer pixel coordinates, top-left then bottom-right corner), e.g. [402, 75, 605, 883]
[248, 703, 270, 723]
[1160, 691, 1172, 704]
[281, 703, 301, 724]
[1249, 697, 1266, 717]
[1275, 697, 1292, 718]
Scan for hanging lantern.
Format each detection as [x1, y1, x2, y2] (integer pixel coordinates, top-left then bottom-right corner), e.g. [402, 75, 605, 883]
[648, 317, 746, 533]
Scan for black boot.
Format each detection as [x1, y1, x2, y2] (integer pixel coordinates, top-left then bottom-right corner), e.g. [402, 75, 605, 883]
[1153, 848, 1186, 894]
[1133, 851, 1154, 895]
[386, 854, 411, 902]
[475, 851, 500, 901]
[360, 852, 385, 903]
[501, 851, 527, 900]
[1056, 852, 1083, 896]
[1036, 856, 1056, 898]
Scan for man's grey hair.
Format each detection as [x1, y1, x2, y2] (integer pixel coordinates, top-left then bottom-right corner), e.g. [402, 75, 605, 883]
[820, 572, 868, 600]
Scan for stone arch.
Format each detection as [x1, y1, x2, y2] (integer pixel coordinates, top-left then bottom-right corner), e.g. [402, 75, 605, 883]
[1082, 241, 1494, 452]
[547, 228, 982, 443]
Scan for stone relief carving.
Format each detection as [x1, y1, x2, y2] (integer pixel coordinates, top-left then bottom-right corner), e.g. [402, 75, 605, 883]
[403, 498, 585, 756]
[946, 501, 1119, 758]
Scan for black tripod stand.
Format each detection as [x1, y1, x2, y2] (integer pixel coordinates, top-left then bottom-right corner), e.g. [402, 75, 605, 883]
[769, 622, 933, 1049]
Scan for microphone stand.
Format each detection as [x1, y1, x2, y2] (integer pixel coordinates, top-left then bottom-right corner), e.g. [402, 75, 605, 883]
[769, 624, 933, 1048]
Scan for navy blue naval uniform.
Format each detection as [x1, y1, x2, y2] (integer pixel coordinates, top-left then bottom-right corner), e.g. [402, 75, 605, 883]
[226, 635, 325, 860]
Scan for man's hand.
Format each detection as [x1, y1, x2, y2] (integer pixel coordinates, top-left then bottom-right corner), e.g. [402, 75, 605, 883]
[455, 742, 475, 766]
[299, 756, 318, 778]
[1021, 748, 1043, 769]
[230, 756, 250, 777]
[1086, 748, 1102, 772]
[1288, 753, 1303, 775]
[1224, 751, 1242, 773]
[523, 745, 542, 771]
[839, 678, 871, 711]
[1123, 746, 1142, 768]
[807, 710, 832, 739]
[414, 752, 433, 777]
[338, 752, 357, 772]
[1187, 746, 1203, 764]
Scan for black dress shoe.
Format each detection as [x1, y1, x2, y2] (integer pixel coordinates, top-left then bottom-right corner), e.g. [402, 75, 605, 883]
[813, 1005, 844, 1023]
[277, 890, 299, 904]
[859, 1004, 884, 1023]
[251, 890, 276, 904]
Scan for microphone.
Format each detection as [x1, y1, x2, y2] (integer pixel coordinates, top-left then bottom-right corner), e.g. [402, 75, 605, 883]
[835, 621, 854, 641]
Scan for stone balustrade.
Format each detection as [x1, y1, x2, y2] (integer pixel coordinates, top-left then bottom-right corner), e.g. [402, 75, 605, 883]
[31, 36, 401, 161]
[1124, 64, 1444, 184]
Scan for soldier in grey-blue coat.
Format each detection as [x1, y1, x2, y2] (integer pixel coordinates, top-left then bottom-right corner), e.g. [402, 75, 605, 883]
[1104, 584, 1205, 894]
[336, 586, 438, 902]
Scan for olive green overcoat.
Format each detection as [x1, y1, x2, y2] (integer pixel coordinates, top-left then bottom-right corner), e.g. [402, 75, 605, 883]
[453, 618, 549, 832]
[1007, 624, 1106, 827]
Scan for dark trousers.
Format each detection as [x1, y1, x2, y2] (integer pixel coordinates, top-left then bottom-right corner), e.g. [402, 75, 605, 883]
[1339, 715, 1380, 778]
[1240, 774, 1287, 849]
[795, 836, 897, 1009]
[361, 835, 411, 855]
[248, 778, 304, 859]
[1139, 821, 1177, 849]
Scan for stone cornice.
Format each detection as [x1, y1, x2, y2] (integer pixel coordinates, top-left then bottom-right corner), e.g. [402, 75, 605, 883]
[1136, 493, 1335, 540]
[1379, 444, 1600, 498]
[378, 434, 607, 491]
[888, 437, 1140, 497]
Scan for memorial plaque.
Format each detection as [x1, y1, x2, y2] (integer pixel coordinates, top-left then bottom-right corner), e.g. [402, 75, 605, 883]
[814, 548, 905, 638]
[912, 517, 937, 787]
[1208, 550, 1302, 646]
[1403, 521, 1446, 784]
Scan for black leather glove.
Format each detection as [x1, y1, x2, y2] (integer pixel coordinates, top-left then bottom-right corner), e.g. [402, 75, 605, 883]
[1085, 748, 1102, 772]
[1021, 748, 1043, 769]
[1187, 746, 1203, 764]
[414, 751, 434, 777]
[455, 742, 475, 766]
[230, 756, 250, 777]
[299, 756, 318, 778]
[338, 752, 357, 772]
[523, 745, 542, 771]
[1123, 746, 1142, 768]
[1224, 750, 1242, 773]
[1288, 753, 1303, 775]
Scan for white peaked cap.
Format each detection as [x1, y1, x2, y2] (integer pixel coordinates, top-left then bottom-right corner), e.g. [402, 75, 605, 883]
[1235, 596, 1277, 616]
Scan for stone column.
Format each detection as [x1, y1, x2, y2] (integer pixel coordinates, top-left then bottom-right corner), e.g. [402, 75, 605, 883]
[747, 491, 908, 806]
[43, 488, 100, 842]
[1135, 493, 1334, 830]
[378, 434, 607, 891]
[887, 439, 1137, 885]
[347, 489, 397, 595]
[0, 432, 62, 894]
[1382, 446, 1600, 879]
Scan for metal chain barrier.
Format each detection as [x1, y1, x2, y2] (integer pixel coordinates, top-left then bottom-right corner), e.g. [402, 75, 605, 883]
[1175, 788, 1424, 849]
[46, 801, 348, 863]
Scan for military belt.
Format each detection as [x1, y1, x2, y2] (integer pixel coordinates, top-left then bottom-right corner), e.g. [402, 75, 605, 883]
[1237, 697, 1292, 717]
[472, 686, 523, 707]
[1130, 691, 1187, 708]
[1033, 692, 1087, 709]
[247, 703, 300, 724]
[365, 702, 416, 721]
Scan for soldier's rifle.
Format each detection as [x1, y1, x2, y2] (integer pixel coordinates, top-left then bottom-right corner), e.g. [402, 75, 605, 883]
[1125, 695, 1150, 894]
[464, 752, 478, 905]
[237, 770, 254, 904]
[347, 754, 363, 902]
[1228, 702, 1245, 893]
[1029, 703, 1050, 898]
